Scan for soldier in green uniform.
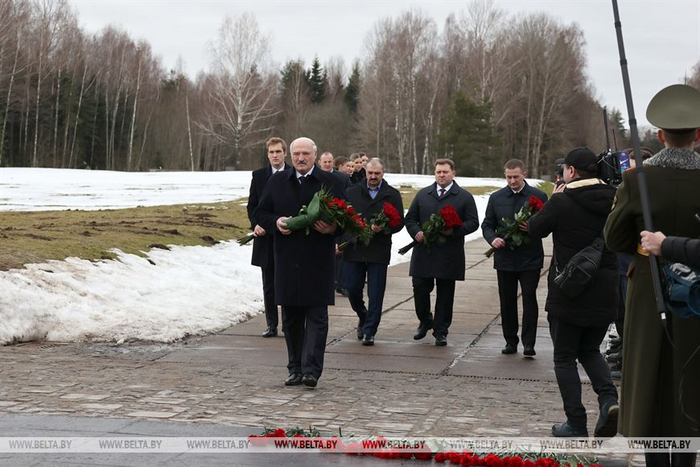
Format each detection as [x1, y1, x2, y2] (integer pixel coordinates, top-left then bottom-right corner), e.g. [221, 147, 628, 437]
[605, 84, 700, 467]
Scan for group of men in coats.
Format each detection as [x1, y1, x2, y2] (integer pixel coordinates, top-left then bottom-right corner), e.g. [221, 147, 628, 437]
[246, 138, 481, 386]
[245, 85, 700, 460]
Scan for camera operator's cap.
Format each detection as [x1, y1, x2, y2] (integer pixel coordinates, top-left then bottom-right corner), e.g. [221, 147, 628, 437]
[564, 147, 597, 170]
[646, 84, 700, 130]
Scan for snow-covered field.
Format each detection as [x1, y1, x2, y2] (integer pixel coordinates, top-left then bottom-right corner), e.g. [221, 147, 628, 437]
[0, 168, 522, 345]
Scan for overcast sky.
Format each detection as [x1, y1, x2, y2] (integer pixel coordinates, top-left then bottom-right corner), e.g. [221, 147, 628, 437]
[68, 0, 699, 129]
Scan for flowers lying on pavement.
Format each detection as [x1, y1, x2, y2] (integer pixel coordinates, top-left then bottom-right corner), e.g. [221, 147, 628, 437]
[247, 428, 605, 466]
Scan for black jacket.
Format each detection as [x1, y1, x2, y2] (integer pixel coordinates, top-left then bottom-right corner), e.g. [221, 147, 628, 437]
[343, 180, 404, 265]
[528, 178, 618, 327]
[662, 236, 700, 269]
[481, 182, 548, 271]
[351, 168, 366, 184]
[405, 182, 479, 280]
[253, 166, 345, 307]
[247, 163, 290, 268]
[331, 170, 352, 192]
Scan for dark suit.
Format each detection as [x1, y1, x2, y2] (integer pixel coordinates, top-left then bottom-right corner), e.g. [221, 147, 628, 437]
[405, 182, 479, 337]
[253, 166, 345, 378]
[343, 180, 404, 337]
[330, 169, 352, 291]
[481, 182, 548, 349]
[351, 168, 366, 184]
[247, 163, 290, 330]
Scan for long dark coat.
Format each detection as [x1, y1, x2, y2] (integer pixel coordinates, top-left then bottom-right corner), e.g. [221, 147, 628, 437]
[342, 180, 404, 265]
[247, 163, 290, 268]
[405, 182, 479, 281]
[481, 181, 548, 271]
[528, 179, 618, 328]
[253, 166, 345, 307]
[605, 148, 700, 437]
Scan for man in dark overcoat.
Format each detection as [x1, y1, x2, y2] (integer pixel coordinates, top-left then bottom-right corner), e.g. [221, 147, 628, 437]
[405, 158, 479, 346]
[343, 158, 404, 345]
[605, 84, 700, 467]
[528, 147, 619, 438]
[247, 137, 290, 338]
[482, 159, 547, 356]
[253, 137, 345, 388]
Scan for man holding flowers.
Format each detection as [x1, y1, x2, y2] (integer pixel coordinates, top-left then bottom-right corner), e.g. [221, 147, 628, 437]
[405, 159, 479, 346]
[253, 137, 346, 388]
[481, 159, 548, 357]
[342, 158, 404, 346]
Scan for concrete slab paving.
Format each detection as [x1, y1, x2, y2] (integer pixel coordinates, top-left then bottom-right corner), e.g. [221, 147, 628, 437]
[0, 238, 641, 466]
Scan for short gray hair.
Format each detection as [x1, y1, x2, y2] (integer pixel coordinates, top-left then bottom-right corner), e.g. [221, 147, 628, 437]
[290, 137, 318, 154]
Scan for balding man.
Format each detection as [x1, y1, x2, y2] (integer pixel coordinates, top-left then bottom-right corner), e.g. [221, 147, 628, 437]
[343, 158, 404, 345]
[254, 137, 345, 388]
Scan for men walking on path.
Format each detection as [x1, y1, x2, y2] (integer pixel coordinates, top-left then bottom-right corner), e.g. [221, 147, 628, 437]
[405, 158, 479, 346]
[247, 137, 290, 338]
[482, 159, 548, 356]
[343, 158, 404, 345]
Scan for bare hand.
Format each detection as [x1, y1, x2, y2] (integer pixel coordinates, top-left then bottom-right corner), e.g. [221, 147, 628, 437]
[335, 244, 342, 256]
[371, 224, 382, 234]
[253, 224, 266, 237]
[640, 230, 666, 256]
[518, 221, 529, 232]
[276, 216, 291, 235]
[440, 228, 454, 236]
[491, 238, 506, 249]
[313, 220, 337, 235]
[415, 231, 424, 243]
[553, 183, 566, 194]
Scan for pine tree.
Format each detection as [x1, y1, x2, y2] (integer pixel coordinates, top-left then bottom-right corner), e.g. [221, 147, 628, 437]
[438, 92, 500, 176]
[308, 56, 327, 104]
[344, 61, 361, 113]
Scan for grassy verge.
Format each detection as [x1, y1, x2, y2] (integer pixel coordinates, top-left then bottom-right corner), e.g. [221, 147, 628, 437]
[0, 200, 251, 271]
[0, 183, 510, 271]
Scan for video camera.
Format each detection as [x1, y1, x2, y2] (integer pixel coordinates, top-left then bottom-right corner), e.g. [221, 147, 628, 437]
[596, 149, 629, 187]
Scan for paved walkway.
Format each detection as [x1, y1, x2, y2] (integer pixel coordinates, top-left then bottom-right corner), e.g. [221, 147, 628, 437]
[0, 238, 638, 466]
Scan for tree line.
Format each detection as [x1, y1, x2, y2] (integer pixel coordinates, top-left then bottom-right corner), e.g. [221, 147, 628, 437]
[0, 0, 698, 176]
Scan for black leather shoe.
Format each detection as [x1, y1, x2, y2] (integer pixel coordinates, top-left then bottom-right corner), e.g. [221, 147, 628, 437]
[501, 344, 517, 354]
[356, 325, 364, 340]
[594, 400, 619, 437]
[362, 335, 374, 346]
[302, 374, 318, 387]
[262, 327, 277, 338]
[413, 323, 432, 340]
[552, 422, 589, 437]
[435, 335, 447, 346]
[336, 287, 349, 296]
[284, 373, 303, 386]
[606, 351, 622, 363]
[523, 346, 536, 357]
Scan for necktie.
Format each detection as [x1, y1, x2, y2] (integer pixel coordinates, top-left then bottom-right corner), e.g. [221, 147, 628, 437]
[439, 188, 446, 198]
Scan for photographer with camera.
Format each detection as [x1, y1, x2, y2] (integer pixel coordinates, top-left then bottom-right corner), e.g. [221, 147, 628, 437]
[528, 147, 619, 438]
[605, 84, 700, 467]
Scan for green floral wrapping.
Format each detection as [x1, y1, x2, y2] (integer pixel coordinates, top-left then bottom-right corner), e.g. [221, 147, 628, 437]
[282, 191, 322, 233]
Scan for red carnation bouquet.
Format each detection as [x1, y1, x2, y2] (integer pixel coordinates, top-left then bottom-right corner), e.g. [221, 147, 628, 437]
[370, 202, 402, 233]
[484, 195, 545, 258]
[398, 204, 463, 255]
[338, 201, 402, 251]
